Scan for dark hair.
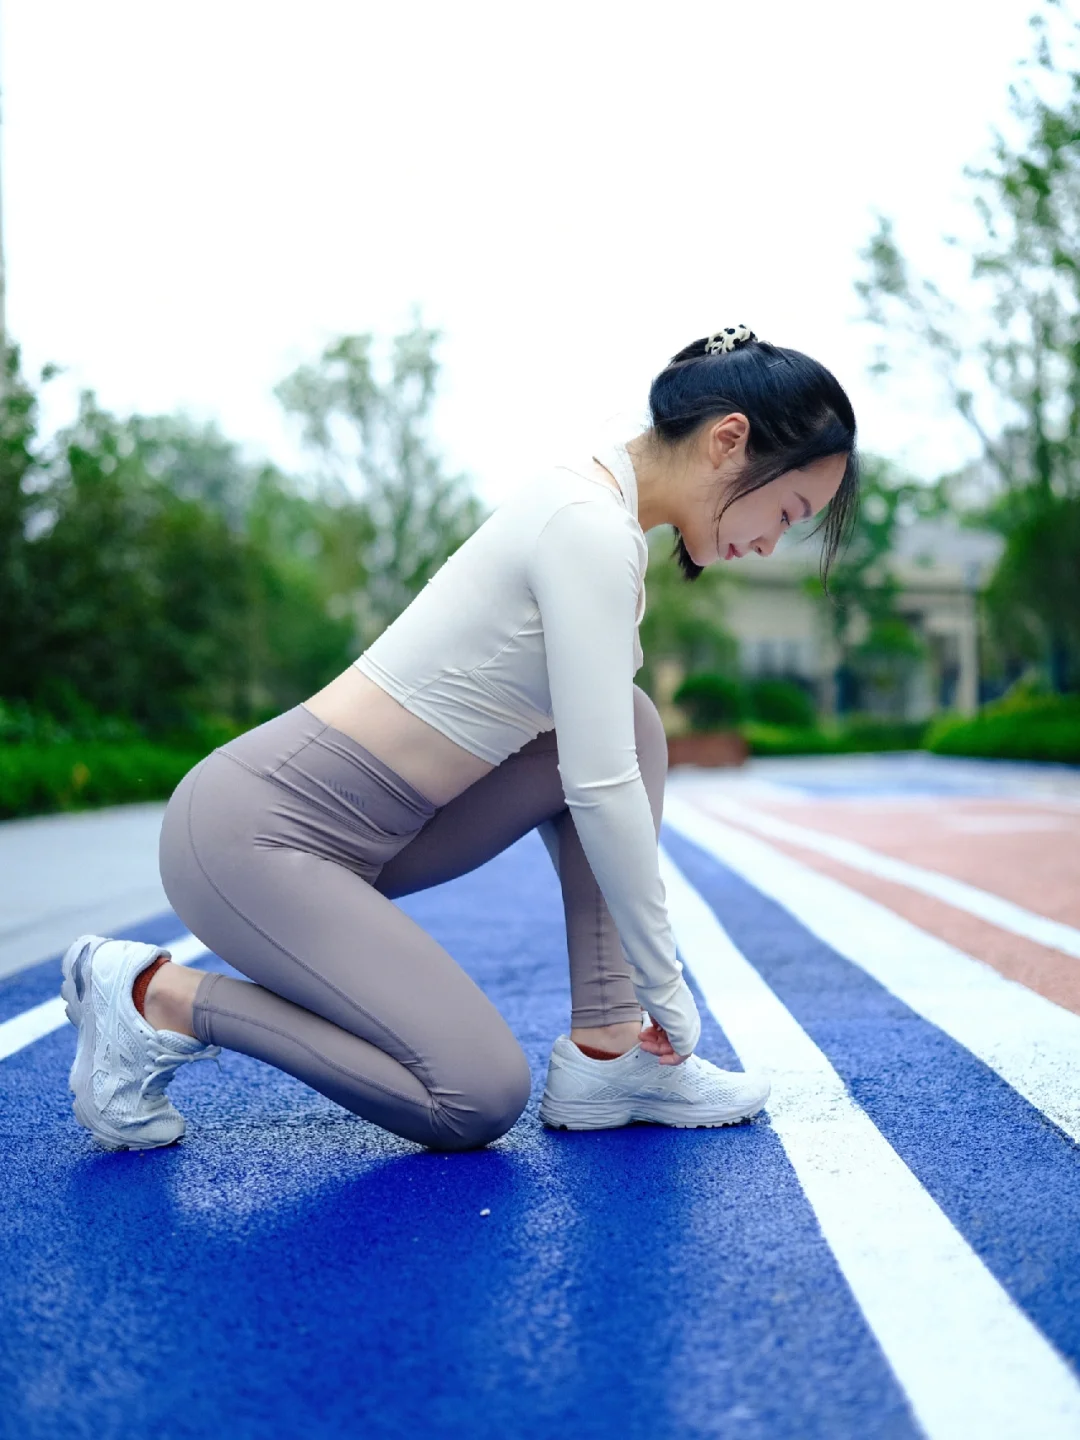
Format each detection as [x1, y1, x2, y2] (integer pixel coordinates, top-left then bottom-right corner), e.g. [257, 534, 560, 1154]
[645, 333, 859, 587]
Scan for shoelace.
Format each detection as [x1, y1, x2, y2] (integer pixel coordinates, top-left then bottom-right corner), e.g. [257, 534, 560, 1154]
[139, 1043, 223, 1102]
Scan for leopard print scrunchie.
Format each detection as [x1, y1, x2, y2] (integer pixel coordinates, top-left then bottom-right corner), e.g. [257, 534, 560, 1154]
[704, 324, 757, 355]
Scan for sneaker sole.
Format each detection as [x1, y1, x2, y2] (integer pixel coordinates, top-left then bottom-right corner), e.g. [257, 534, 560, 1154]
[61, 935, 184, 1152]
[538, 1093, 769, 1131]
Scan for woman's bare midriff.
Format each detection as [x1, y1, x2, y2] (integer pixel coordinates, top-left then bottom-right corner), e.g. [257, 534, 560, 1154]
[303, 666, 496, 808]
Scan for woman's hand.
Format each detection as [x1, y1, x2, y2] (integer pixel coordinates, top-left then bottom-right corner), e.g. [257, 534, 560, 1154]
[639, 1020, 691, 1066]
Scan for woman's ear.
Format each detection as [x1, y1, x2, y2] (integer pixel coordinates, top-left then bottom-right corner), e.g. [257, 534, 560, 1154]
[706, 412, 750, 470]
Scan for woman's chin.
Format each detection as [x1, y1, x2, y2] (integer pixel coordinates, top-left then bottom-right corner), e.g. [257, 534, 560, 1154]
[685, 541, 717, 567]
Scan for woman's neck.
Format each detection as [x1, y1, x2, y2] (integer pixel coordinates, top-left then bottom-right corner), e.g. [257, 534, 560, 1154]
[625, 432, 682, 534]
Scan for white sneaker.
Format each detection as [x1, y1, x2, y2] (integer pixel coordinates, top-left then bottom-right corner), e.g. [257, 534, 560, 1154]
[539, 1034, 770, 1130]
[61, 933, 220, 1151]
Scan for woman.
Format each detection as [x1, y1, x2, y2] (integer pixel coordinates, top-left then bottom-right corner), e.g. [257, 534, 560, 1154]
[61, 324, 858, 1153]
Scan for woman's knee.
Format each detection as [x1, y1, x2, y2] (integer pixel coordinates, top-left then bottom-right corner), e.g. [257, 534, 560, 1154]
[427, 1037, 532, 1152]
[632, 684, 667, 759]
[632, 685, 668, 818]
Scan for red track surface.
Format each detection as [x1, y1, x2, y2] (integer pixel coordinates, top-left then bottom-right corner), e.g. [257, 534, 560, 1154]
[684, 786, 1080, 1018]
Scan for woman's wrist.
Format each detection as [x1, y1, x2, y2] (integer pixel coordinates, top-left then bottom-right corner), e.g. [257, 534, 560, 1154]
[637, 983, 700, 1057]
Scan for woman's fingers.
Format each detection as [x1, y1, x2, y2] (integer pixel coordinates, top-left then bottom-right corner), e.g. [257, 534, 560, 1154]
[642, 1022, 674, 1052]
[640, 1021, 690, 1065]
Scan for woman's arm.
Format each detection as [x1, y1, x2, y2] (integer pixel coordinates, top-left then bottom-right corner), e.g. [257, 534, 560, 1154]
[527, 498, 702, 1057]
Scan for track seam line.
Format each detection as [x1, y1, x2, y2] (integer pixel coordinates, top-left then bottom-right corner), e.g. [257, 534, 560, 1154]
[658, 841, 1080, 1439]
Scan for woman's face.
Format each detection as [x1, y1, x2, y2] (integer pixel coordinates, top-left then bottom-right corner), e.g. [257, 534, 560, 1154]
[681, 451, 848, 568]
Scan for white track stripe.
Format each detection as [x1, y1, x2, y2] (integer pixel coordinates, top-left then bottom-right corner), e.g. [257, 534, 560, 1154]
[694, 793, 1080, 961]
[0, 933, 209, 1064]
[659, 845, 1080, 1439]
[663, 794, 1080, 1145]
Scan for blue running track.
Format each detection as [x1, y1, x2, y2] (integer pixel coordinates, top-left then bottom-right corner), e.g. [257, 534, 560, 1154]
[1, 823, 1078, 1438]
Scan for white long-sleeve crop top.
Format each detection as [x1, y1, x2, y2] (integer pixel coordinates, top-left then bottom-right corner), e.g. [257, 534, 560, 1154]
[352, 439, 702, 1055]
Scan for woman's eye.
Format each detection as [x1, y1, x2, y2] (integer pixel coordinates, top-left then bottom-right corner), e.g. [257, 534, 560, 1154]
[782, 510, 790, 527]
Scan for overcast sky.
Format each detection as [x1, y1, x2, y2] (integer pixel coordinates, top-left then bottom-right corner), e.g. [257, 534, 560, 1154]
[3, 0, 1045, 507]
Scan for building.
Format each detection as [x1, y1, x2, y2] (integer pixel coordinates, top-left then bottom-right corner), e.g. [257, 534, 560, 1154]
[708, 518, 1003, 721]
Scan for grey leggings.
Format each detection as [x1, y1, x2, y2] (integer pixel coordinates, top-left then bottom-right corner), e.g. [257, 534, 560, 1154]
[158, 686, 668, 1151]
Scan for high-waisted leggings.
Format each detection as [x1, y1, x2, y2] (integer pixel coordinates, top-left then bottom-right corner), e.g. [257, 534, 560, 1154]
[158, 684, 668, 1152]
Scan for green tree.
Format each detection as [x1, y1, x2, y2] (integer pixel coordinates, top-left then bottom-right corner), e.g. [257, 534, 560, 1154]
[672, 671, 747, 730]
[19, 390, 255, 730]
[857, 1, 1080, 690]
[805, 454, 939, 714]
[0, 360, 362, 733]
[636, 530, 737, 700]
[0, 344, 54, 699]
[274, 317, 486, 647]
[125, 411, 261, 529]
[241, 464, 366, 715]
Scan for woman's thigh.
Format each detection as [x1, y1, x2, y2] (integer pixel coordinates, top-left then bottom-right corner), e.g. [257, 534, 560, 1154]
[375, 683, 669, 898]
[373, 725, 563, 898]
[159, 751, 531, 1144]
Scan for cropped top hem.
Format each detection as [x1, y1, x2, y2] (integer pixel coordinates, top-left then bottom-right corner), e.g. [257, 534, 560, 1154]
[353, 652, 553, 766]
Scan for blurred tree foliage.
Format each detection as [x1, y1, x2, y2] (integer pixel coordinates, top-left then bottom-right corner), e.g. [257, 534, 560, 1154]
[858, 1, 1080, 691]
[672, 671, 748, 729]
[636, 529, 737, 697]
[804, 454, 943, 713]
[274, 318, 486, 647]
[672, 672, 821, 732]
[0, 320, 481, 737]
[747, 678, 816, 729]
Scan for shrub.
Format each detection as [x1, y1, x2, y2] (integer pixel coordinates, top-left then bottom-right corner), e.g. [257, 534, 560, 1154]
[0, 693, 259, 749]
[673, 672, 748, 730]
[741, 724, 839, 756]
[741, 718, 928, 757]
[747, 679, 816, 728]
[0, 695, 144, 746]
[0, 743, 208, 820]
[926, 691, 1080, 764]
[840, 718, 929, 751]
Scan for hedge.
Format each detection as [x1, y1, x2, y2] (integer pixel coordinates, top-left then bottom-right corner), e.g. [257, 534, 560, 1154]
[672, 672, 817, 730]
[926, 696, 1080, 765]
[0, 742, 208, 820]
[740, 720, 929, 757]
[746, 679, 816, 729]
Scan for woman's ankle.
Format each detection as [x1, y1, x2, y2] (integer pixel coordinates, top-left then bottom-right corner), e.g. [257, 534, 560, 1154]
[140, 960, 203, 1039]
[569, 1019, 642, 1059]
[131, 955, 168, 1019]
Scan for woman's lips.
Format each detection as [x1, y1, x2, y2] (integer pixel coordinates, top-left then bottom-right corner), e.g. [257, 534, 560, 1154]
[725, 544, 743, 560]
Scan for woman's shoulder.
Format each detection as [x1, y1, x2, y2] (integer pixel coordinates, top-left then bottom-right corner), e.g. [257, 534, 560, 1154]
[503, 450, 634, 525]
[521, 471, 642, 546]
[523, 484, 647, 591]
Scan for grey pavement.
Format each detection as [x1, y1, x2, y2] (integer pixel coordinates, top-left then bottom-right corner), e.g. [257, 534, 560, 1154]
[0, 802, 169, 981]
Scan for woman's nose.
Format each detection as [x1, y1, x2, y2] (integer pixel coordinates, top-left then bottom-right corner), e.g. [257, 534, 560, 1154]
[753, 533, 779, 558]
